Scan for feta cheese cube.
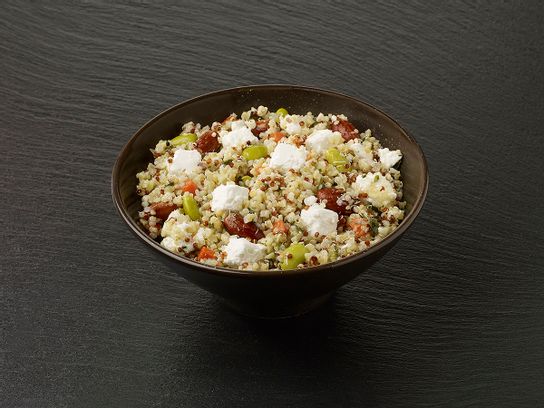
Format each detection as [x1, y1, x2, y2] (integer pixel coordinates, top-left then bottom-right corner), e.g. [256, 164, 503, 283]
[354, 172, 397, 208]
[161, 236, 178, 252]
[223, 237, 266, 266]
[221, 121, 258, 148]
[300, 204, 339, 236]
[230, 120, 246, 130]
[305, 129, 342, 153]
[350, 141, 374, 164]
[280, 115, 303, 135]
[161, 210, 197, 239]
[286, 122, 301, 134]
[211, 184, 249, 212]
[378, 148, 402, 168]
[169, 149, 201, 175]
[193, 227, 213, 246]
[303, 195, 317, 206]
[160, 211, 198, 253]
[269, 143, 307, 171]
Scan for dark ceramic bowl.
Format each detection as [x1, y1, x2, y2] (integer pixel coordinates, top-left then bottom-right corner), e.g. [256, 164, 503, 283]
[112, 85, 428, 318]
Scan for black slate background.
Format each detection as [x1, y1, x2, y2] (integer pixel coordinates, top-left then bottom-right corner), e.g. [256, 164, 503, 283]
[2, 1, 544, 407]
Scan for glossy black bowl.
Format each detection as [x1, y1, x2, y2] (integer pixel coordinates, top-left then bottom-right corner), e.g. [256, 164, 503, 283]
[112, 85, 428, 318]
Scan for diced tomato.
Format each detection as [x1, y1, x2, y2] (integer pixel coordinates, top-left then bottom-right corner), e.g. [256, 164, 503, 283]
[272, 220, 289, 234]
[348, 217, 370, 239]
[269, 131, 285, 142]
[222, 213, 264, 241]
[251, 119, 269, 136]
[181, 180, 198, 194]
[330, 119, 359, 141]
[197, 246, 216, 260]
[195, 130, 220, 153]
[316, 187, 350, 215]
[150, 202, 177, 220]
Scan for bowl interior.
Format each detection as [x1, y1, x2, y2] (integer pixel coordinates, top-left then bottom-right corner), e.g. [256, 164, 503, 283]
[114, 85, 428, 270]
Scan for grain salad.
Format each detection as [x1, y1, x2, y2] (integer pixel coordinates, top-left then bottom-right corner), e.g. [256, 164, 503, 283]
[136, 106, 405, 271]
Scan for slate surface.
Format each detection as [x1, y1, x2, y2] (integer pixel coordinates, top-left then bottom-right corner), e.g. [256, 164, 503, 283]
[2, 1, 543, 407]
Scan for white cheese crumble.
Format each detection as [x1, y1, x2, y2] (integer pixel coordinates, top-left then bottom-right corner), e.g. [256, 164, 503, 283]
[210, 184, 249, 212]
[161, 209, 183, 227]
[300, 204, 339, 236]
[350, 141, 374, 163]
[161, 236, 179, 252]
[305, 129, 342, 153]
[269, 143, 307, 171]
[378, 148, 402, 168]
[161, 210, 196, 238]
[221, 121, 258, 149]
[280, 115, 302, 135]
[160, 210, 199, 253]
[193, 227, 213, 246]
[286, 121, 301, 135]
[303, 195, 317, 206]
[354, 172, 397, 208]
[231, 120, 246, 130]
[223, 237, 266, 266]
[169, 149, 201, 175]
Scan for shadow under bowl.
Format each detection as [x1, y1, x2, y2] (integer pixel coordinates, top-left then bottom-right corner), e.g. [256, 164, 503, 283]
[112, 85, 429, 318]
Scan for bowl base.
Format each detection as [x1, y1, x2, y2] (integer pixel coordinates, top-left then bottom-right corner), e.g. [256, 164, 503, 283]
[221, 292, 334, 319]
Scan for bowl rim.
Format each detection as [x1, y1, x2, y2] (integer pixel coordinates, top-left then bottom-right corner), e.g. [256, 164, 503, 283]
[112, 84, 429, 278]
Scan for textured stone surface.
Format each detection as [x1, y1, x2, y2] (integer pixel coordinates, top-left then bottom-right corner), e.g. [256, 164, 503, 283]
[2, 1, 543, 407]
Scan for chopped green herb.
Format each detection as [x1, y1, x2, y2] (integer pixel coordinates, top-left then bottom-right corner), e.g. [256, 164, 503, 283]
[369, 218, 379, 236]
